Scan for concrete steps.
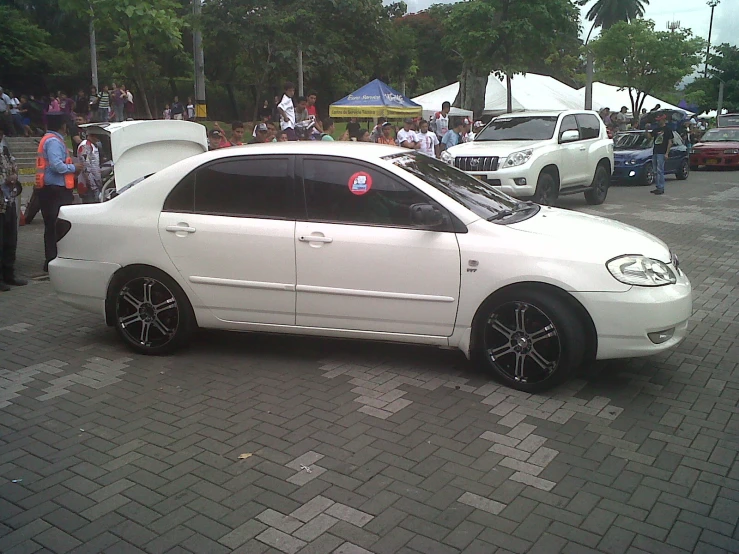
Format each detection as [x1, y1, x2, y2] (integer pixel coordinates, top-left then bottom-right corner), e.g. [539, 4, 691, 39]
[6, 137, 41, 184]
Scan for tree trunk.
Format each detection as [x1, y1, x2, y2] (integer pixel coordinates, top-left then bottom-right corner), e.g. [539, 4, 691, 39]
[454, 63, 486, 119]
[506, 74, 512, 113]
[126, 24, 153, 119]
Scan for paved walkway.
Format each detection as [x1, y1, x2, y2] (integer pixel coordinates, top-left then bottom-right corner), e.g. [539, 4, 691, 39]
[1, 170, 738, 553]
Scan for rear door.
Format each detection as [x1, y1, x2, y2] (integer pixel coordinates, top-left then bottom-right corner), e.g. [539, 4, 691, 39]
[558, 115, 588, 187]
[575, 113, 605, 185]
[158, 156, 298, 324]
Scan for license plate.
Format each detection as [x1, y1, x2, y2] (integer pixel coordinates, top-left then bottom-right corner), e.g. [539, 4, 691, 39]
[706, 159, 718, 165]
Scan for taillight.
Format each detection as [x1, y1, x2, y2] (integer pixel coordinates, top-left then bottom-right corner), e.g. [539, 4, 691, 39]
[56, 219, 72, 242]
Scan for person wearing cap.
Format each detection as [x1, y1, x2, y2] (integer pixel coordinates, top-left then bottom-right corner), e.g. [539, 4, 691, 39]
[377, 122, 396, 146]
[249, 123, 270, 144]
[208, 129, 230, 150]
[38, 113, 83, 272]
[441, 118, 470, 151]
[396, 118, 420, 150]
[647, 115, 673, 196]
[0, 131, 26, 290]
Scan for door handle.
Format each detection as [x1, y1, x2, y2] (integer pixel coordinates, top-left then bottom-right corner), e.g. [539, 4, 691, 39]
[166, 224, 196, 234]
[579, 146, 587, 151]
[299, 235, 333, 243]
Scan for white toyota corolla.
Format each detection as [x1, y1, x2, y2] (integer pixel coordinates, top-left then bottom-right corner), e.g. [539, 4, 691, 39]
[49, 142, 692, 392]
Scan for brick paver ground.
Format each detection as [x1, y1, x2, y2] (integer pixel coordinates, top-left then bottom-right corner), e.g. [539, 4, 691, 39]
[1, 170, 738, 553]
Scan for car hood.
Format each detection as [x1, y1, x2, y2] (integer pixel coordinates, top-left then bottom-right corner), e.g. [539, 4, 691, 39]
[693, 141, 739, 149]
[448, 140, 545, 157]
[508, 206, 671, 262]
[614, 149, 651, 160]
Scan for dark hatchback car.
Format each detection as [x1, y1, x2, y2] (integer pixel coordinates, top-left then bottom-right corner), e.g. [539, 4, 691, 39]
[611, 130, 690, 186]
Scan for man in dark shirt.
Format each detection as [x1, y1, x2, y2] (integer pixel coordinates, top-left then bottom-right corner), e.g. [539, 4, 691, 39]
[171, 96, 185, 120]
[647, 115, 673, 196]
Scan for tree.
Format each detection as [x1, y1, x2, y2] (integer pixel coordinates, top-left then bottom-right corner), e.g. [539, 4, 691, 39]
[444, 0, 580, 116]
[685, 44, 739, 112]
[591, 19, 703, 114]
[578, 0, 649, 31]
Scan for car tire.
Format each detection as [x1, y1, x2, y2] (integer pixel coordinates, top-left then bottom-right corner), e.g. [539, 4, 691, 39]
[585, 165, 609, 205]
[110, 266, 196, 355]
[472, 287, 586, 392]
[675, 159, 690, 180]
[532, 171, 558, 206]
[641, 164, 655, 186]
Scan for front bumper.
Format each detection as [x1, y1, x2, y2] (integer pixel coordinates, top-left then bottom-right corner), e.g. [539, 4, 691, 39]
[458, 169, 537, 197]
[571, 268, 692, 360]
[611, 164, 647, 182]
[690, 152, 739, 167]
[49, 258, 121, 319]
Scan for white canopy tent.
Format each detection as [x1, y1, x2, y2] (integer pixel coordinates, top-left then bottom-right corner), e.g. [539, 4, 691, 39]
[412, 73, 594, 118]
[697, 109, 728, 119]
[577, 82, 683, 116]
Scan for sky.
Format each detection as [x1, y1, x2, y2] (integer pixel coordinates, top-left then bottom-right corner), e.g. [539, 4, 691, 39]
[401, 0, 738, 47]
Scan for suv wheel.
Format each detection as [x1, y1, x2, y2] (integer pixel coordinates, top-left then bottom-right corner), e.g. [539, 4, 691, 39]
[532, 172, 558, 206]
[585, 165, 609, 205]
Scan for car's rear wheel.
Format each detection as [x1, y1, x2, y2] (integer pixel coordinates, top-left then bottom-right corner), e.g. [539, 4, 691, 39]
[111, 267, 195, 355]
[585, 165, 609, 205]
[641, 164, 655, 186]
[473, 288, 586, 392]
[532, 172, 558, 205]
[675, 159, 690, 180]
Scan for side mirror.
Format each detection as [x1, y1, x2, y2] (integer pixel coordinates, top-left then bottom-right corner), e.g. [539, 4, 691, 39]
[409, 203, 445, 228]
[560, 130, 580, 143]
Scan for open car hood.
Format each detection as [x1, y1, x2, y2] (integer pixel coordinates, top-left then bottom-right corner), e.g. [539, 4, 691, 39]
[80, 120, 207, 189]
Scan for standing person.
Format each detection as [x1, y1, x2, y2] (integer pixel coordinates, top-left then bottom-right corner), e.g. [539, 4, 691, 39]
[8, 91, 23, 136]
[77, 129, 102, 203]
[0, 87, 13, 135]
[36, 113, 82, 272]
[432, 101, 451, 142]
[277, 82, 297, 141]
[171, 96, 185, 120]
[186, 97, 195, 121]
[346, 117, 361, 140]
[613, 106, 629, 132]
[396, 118, 420, 149]
[59, 92, 73, 115]
[163, 104, 171, 120]
[258, 99, 272, 122]
[89, 86, 100, 121]
[0, 134, 27, 290]
[370, 117, 387, 142]
[111, 83, 125, 122]
[647, 115, 673, 196]
[306, 91, 323, 131]
[123, 86, 134, 119]
[295, 96, 310, 124]
[416, 120, 439, 158]
[18, 95, 33, 137]
[441, 119, 469, 151]
[97, 85, 111, 122]
[377, 122, 396, 145]
[74, 89, 89, 121]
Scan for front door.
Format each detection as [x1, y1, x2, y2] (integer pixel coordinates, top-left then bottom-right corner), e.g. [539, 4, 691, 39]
[158, 156, 298, 324]
[558, 115, 589, 187]
[294, 157, 461, 336]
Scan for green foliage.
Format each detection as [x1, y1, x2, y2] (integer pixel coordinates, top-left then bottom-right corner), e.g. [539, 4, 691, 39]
[685, 44, 739, 112]
[578, 0, 649, 31]
[591, 19, 704, 114]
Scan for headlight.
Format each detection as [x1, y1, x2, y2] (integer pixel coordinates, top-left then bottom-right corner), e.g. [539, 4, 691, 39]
[440, 150, 453, 165]
[625, 159, 637, 165]
[607, 255, 677, 287]
[503, 149, 533, 167]
[724, 149, 739, 154]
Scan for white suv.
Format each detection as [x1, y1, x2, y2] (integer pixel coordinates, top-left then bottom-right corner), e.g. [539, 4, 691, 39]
[444, 110, 614, 205]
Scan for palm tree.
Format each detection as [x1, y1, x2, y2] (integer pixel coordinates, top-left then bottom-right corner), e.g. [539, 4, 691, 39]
[579, 0, 650, 31]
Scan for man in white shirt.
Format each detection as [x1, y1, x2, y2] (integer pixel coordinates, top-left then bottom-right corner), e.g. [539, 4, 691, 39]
[417, 120, 439, 158]
[396, 118, 420, 150]
[277, 82, 297, 141]
[432, 101, 451, 142]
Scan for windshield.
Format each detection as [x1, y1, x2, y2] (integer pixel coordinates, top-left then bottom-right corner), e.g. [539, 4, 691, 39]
[386, 152, 519, 219]
[475, 116, 557, 141]
[614, 133, 653, 150]
[701, 129, 739, 142]
[717, 115, 739, 127]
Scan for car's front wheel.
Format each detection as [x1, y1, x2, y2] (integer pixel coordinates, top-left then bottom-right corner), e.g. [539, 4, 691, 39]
[473, 287, 586, 392]
[675, 159, 690, 180]
[641, 164, 655, 186]
[532, 171, 558, 206]
[111, 267, 196, 355]
[585, 165, 609, 205]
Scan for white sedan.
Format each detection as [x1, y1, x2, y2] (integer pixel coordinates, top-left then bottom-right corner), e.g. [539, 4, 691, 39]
[49, 142, 692, 392]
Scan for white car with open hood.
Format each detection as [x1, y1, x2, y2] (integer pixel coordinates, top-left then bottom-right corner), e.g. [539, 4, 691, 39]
[444, 110, 614, 206]
[49, 142, 690, 392]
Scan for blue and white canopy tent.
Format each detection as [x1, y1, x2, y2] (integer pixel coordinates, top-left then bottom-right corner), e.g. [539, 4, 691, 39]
[329, 79, 422, 118]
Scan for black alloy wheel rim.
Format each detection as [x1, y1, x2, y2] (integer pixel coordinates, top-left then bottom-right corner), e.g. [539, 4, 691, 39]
[681, 160, 689, 178]
[595, 172, 607, 197]
[538, 181, 553, 204]
[484, 301, 561, 384]
[116, 277, 179, 348]
[645, 166, 655, 185]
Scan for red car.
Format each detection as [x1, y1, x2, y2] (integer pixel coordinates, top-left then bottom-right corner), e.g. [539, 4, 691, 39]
[690, 128, 739, 169]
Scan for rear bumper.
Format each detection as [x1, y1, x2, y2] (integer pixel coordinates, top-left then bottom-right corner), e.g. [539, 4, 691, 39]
[48, 258, 121, 319]
[690, 153, 739, 167]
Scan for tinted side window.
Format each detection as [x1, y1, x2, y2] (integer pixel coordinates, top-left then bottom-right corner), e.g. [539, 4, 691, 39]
[559, 115, 579, 140]
[193, 158, 293, 218]
[303, 159, 436, 227]
[163, 172, 195, 212]
[577, 114, 602, 140]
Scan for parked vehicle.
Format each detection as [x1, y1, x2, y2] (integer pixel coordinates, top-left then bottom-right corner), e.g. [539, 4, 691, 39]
[612, 130, 690, 186]
[690, 128, 739, 169]
[80, 120, 208, 201]
[444, 110, 614, 206]
[717, 113, 739, 128]
[49, 143, 691, 392]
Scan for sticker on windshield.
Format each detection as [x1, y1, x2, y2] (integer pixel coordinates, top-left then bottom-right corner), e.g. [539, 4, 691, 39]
[348, 172, 372, 195]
